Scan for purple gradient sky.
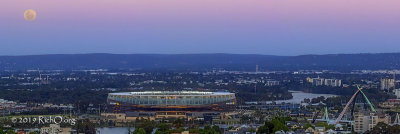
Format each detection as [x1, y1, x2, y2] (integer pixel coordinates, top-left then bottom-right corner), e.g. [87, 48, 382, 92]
[1, 0, 400, 56]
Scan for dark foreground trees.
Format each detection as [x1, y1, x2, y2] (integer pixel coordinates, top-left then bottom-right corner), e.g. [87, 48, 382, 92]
[365, 122, 400, 134]
[257, 117, 291, 134]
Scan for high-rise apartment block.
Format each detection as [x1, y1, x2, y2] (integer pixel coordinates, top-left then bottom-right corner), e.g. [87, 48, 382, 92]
[381, 78, 395, 90]
[307, 77, 342, 87]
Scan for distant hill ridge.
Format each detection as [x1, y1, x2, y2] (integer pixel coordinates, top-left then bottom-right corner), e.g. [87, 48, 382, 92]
[0, 53, 399, 71]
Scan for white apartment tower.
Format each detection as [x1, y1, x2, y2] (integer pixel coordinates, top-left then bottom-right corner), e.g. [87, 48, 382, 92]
[381, 78, 395, 90]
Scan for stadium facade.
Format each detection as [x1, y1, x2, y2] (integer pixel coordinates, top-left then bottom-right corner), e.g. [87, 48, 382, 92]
[107, 91, 236, 113]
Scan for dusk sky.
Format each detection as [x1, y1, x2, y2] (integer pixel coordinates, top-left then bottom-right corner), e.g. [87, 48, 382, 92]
[1, 0, 400, 56]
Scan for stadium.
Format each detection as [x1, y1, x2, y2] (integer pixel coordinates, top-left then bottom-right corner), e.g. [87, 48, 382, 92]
[107, 91, 236, 113]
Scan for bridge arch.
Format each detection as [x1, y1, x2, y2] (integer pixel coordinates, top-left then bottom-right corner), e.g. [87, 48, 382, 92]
[335, 85, 375, 124]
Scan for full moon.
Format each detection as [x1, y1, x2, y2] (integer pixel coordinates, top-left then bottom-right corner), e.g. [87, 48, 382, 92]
[24, 9, 37, 21]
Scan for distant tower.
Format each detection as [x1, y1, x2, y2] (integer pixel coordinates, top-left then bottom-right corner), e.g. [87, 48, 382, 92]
[38, 68, 42, 80]
[393, 71, 396, 90]
[38, 68, 43, 86]
[381, 77, 395, 91]
[394, 72, 396, 90]
[256, 65, 259, 73]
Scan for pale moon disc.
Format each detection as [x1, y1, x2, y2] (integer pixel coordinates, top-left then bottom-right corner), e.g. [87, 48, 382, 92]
[24, 9, 37, 21]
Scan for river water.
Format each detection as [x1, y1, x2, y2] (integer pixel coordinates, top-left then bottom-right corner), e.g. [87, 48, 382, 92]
[265, 90, 338, 104]
[96, 127, 134, 134]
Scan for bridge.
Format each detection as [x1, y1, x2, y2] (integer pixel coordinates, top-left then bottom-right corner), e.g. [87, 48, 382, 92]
[309, 85, 375, 124]
[335, 85, 375, 124]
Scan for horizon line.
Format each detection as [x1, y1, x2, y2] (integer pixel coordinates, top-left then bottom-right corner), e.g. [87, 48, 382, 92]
[0, 52, 400, 57]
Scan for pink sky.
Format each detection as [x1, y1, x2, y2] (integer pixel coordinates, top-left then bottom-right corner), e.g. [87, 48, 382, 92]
[1, 0, 400, 55]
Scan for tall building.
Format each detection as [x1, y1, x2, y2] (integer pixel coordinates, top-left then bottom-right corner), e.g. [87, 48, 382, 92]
[354, 112, 391, 133]
[265, 80, 280, 86]
[324, 79, 342, 87]
[312, 77, 324, 86]
[309, 77, 342, 87]
[381, 78, 395, 90]
[306, 77, 313, 83]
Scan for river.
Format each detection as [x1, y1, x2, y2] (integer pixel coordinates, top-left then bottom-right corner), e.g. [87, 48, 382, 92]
[96, 127, 134, 134]
[265, 90, 338, 104]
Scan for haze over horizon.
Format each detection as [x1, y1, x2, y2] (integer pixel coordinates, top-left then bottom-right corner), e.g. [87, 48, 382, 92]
[2, 0, 400, 56]
[2, 52, 400, 57]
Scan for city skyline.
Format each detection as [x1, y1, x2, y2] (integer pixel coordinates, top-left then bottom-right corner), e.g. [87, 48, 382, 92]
[1, 0, 400, 56]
